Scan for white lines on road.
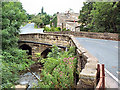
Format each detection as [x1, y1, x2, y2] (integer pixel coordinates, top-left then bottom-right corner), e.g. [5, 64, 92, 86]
[116, 71, 120, 74]
[114, 46, 120, 50]
[115, 46, 118, 48]
[105, 68, 120, 84]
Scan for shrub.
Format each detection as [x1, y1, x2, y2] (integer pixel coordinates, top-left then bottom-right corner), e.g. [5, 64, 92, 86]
[36, 45, 77, 88]
[1, 48, 35, 88]
[44, 27, 61, 32]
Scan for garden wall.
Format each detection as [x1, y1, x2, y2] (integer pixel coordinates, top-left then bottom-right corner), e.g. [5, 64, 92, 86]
[45, 31, 119, 41]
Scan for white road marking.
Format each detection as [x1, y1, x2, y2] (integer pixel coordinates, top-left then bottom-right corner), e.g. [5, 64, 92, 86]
[116, 71, 118, 74]
[115, 46, 118, 48]
[105, 68, 120, 84]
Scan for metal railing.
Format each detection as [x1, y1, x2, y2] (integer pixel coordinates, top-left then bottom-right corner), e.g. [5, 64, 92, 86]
[96, 64, 105, 90]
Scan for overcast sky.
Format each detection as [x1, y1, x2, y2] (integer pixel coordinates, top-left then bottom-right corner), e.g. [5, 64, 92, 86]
[20, 0, 85, 15]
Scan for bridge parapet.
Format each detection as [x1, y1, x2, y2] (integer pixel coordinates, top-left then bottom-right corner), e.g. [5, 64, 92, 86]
[19, 33, 70, 47]
[69, 35, 98, 88]
[19, 33, 98, 88]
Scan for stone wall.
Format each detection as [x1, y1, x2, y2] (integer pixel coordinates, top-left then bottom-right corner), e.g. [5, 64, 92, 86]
[19, 33, 70, 47]
[45, 31, 119, 41]
[19, 33, 98, 88]
[70, 36, 98, 88]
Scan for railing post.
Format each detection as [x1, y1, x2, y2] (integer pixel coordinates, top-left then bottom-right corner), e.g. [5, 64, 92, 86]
[97, 64, 100, 84]
[96, 64, 105, 90]
[102, 64, 105, 89]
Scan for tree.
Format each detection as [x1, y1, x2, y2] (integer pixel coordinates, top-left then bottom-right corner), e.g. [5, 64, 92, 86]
[32, 12, 50, 28]
[41, 6, 44, 14]
[50, 14, 57, 27]
[2, 2, 34, 88]
[32, 15, 43, 27]
[78, 2, 94, 31]
[2, 2, 27, 50]
[27, 14, 35, 20]
[91, 2, 120, 33]
[79, 2, 120, 33]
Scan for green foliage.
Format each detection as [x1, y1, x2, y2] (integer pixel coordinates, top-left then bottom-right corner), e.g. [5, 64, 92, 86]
[44, 27, 61, 32]
[42, 14, 50, 25]
[47, 45, 60, 58]
[32, 15, 43, 28]
[79, 2, 120, 33]
[2, 2, 27, 50]
[62, 28, 70, 31]
[31, 7, 50, 28]
[27, 14, 35, 20]
[91, 2, 120, 33]
[36, 45, 77, 88]
[50, 15, 57, 27]
[41, 7, 44, 14]
[2, 49, 34, 88]
[31, 14, 50, 28]
[78, 2, 94, 32]
[2, 2, 35, 88]
[44, 26, 70, 32]
[2, 2, 27, 30]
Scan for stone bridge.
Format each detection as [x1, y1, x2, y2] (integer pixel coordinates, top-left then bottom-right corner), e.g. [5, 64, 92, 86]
[19, 33, 98, 88]
[19, 33, 71, 59]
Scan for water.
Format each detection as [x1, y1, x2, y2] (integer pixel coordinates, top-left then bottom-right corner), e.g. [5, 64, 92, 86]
[16, 63, 42, 89]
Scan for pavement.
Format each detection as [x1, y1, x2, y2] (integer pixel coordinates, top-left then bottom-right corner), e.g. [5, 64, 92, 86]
[75, 37, 120, 88]
[20, 23, 43, 34]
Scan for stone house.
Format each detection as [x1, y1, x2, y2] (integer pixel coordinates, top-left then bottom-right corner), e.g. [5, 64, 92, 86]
[57, 11, 80, 31]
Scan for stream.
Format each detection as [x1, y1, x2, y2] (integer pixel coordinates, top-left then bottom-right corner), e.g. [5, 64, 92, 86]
[16, 62, 43, 89]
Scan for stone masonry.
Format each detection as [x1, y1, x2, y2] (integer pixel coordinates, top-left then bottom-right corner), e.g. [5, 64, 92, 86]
[46, 31, 119, 41]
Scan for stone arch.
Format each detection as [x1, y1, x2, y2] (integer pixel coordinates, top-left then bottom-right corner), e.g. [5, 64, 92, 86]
[19, 44, 32, 55]
[41, 48, 52, 58]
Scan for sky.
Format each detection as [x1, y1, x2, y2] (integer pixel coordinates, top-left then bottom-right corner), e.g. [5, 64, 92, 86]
[20, 0, 85, 15]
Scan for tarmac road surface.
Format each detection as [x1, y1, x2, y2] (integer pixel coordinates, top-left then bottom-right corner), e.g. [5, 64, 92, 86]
[75, 37, 120, 88]
[20, 23, 43, 34]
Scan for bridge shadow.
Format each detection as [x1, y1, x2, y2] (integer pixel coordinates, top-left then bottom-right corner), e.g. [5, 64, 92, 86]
[19, 44, 32, 55]
[41, 48, 52, 58]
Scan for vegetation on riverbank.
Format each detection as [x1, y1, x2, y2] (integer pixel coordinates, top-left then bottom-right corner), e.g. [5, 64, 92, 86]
[35, 45, 77, 88]
[2, 2, 35, 89]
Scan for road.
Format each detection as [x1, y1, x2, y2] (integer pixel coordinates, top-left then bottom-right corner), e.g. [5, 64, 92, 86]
[75, 37, 120, 87]
[20, 23, 43, 34]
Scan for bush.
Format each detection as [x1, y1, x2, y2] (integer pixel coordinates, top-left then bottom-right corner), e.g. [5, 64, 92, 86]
[1, 48, 35, 88]
[44, 27, 61, 32]
[36, 45, 77, 88]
